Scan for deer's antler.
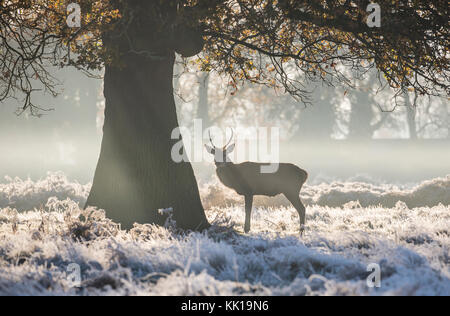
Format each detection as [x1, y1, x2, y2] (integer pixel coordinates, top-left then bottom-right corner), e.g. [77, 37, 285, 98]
[224, 128, 235, 149]
[208, 130, 217, 148]
[209, 128, 235, 149]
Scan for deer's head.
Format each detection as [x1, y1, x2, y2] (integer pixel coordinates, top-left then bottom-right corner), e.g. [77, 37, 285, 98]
[205, 130, 235, 167]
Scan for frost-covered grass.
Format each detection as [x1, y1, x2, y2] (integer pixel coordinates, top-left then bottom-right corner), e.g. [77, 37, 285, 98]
[0, 173, 449, 296]
[201, 175, 450, 209]
[2, 172, 449, 210]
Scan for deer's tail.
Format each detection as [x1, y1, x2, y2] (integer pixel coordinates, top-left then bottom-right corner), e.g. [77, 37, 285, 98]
[301, 169, 308, 185]
[296, 167, 308, 189]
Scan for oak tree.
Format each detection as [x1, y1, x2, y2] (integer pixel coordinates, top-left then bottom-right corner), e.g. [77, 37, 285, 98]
[1, 0, 448, 229]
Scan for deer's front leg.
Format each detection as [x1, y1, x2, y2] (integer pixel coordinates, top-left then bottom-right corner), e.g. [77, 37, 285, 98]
[244, 195, 253, 233]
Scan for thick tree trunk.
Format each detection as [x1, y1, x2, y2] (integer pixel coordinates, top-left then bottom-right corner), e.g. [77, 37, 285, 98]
[86, 52, 209, 230]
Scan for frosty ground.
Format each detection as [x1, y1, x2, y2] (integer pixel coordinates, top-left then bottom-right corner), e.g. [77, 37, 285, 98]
[0, 173, 449, 296]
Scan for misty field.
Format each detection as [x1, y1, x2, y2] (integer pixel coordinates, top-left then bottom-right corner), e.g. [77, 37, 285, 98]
[0, 173, 449, 296]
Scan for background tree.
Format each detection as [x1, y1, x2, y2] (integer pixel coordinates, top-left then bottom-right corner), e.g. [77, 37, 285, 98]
[197, 72, 212, 127]
[405, 90, 419, 140]
[1, 0, 448, 229]
[247, 82, 339, 140]
[294, 85, 338, 140]
[346, 72, 389, 140]
[405, 93, 450, 139]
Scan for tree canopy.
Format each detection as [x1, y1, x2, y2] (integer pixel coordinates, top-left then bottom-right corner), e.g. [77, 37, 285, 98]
[1, 0, 448, 112]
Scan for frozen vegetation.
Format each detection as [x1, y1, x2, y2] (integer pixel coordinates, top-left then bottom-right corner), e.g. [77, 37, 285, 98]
[0, 173, 449, 296]
[201, 174, 450, 210]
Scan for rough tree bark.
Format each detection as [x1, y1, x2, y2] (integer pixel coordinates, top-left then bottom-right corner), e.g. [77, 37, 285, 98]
[86, 3, 209, 230]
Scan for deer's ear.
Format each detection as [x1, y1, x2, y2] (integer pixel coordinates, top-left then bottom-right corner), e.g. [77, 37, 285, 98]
[205, 145, 215, 155]
[226, 143, 236, 153]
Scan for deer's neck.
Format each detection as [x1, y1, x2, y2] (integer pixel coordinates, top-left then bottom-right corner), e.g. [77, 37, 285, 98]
[215, 156, 234, 168]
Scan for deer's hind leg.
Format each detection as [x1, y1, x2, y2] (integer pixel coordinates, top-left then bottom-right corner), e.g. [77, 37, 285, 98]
[244, 195, 254, 233]
[284, 192, 306, 235]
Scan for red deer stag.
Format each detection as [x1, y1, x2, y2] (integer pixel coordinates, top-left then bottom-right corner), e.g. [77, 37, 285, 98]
[205, 130, 308, 234]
